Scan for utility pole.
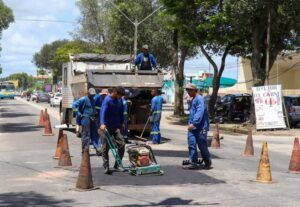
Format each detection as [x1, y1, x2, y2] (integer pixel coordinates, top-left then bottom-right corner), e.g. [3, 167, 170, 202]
[107, 0, 162, 57]
[265, 8, 271, 85]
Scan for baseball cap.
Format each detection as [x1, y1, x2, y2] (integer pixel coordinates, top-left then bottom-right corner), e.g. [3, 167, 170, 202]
[142, 44, 149, 50]
[88, 88, 96, 95]
[100, 89, 109, 95]
[186, 83, 198, 90]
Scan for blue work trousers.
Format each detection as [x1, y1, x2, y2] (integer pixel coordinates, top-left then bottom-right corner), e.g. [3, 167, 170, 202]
[151, 121, 161, 144]
[123, 116, 128, 140]
[188, 128, 210, 164]
[81, 121, 91, 150]
[90, 119, 101, 150]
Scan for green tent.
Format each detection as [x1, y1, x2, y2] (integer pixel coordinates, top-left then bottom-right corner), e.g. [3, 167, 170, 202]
[198, 77, 237, 88]
[163, 77, 237, 89]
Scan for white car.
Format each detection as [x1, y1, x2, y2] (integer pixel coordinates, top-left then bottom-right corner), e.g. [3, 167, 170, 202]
[50, 93, 62, 107]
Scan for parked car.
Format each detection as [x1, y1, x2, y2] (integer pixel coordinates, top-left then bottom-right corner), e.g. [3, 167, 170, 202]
[50, 93, 62, 107]
[203, 95, 221, 122]
[284, 95, 300, 128]
[31, 92, 38, 101]
[36, 92, 50, 103]
[215, 93, 252, 123]
[48, 92, 54, 98]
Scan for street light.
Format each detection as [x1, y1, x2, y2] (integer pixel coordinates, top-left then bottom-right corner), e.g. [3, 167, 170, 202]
[106, 0, 163, 56]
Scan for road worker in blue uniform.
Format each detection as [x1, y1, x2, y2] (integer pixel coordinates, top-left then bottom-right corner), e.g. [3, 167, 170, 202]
[134, 44, 158, 70]
[186, 84, 212, 169]
[122, 89, 131, 144]
[150, 89, 163, 144]
[72, 88, 101, 155]
[99, 87, 125, 174]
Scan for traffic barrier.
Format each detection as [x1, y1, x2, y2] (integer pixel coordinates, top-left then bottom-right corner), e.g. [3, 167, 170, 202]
[38, 109, 45, 126]
[288, 138, 300, 173]
[256, 142, 272, 183]
[58, 134, 72, 167]
[244, 128, 254, 156]
[211, 124, 220, 148]
[53, 129, 63, 159]
[43, 119, 54, 136]
[76, 148, 94, 191]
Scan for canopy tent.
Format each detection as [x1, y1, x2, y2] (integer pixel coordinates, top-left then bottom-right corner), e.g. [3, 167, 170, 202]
[198, 77, 237, 88]
[163, 77, 237, 89]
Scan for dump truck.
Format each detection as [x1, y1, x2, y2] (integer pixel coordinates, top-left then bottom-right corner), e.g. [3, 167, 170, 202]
[60, 53, 164, 137]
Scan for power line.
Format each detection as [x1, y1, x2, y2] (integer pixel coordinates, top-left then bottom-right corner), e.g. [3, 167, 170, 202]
[15, 18, 76, 24]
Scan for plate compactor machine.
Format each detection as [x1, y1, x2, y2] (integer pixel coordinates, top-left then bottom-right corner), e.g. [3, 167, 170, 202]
[103, 129, 164, 176]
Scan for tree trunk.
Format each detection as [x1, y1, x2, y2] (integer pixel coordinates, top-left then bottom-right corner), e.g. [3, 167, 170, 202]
[172, 30, 186, 116]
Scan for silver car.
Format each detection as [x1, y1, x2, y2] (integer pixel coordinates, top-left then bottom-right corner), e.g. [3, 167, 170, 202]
[284, 96, 300, 128]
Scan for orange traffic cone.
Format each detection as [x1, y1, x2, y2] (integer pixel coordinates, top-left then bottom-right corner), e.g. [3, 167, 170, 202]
[211, 124, 220, 148]
[244, 128, 254, 156]
[44, 108, 48, 121]
[38, 109, 45, 126]
[43, 119, 54, 136]
[76, 148, 94, 191]
[58, 134, 72, 167]
[256, 142, 272, 183]
[288, 138, 300, 173]
[53, 129, 64, 159]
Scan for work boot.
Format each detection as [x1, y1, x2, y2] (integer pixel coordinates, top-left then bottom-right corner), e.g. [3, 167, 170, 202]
[104, 167, 111, 175]
[188, 163, 199, 170]
[114, 162, 125, 172]
[96, 148, 102, 156]
[203, 159, 212, 170]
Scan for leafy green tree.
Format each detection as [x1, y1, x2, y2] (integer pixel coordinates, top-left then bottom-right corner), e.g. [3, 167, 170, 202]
[225, 0, 300, 86]
[74, 0, 109, 49]
[75, 0, 173, 68]
[33, 40, 102, 83]
[161, 0, 242, 116]
[0, 0, 14, 72]
[6, 73, 36, 90]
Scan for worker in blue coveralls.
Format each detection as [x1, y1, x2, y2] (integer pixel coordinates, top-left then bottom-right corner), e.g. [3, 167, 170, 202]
[134, 44, 157, 70]
[99, 87, 126, 174]
[150, 89, 164, 144]
[122, 89, 131, 144]
[72, 88, 101, 155]
[186, 83, 212, 169]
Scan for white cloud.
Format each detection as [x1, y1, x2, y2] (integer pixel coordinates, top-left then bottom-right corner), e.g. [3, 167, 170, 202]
[1, 0, 79, 77]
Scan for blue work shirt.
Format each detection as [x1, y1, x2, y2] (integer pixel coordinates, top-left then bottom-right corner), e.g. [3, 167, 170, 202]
[72, 96, 96, 126]
[151, 95, 163, 122]
[122, 97, 128, 118]
[188, 95, 207, 129]
[100, 95, 124, 129]
[134, 53, 157, 70]
[93, 94, 103, 114]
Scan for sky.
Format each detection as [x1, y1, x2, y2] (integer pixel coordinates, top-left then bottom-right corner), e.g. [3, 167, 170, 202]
[0, 0, 238, 79]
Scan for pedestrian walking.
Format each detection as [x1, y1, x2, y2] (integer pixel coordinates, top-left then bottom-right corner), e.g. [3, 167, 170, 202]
[72, 88, 101, 155]
[150, 89, 163, 144]
[99, 87, 126, 174]
[186, 84, 212, 169]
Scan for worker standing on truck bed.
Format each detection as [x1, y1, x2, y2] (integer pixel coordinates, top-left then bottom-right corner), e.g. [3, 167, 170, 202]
[186, 84, 212, 170]
[122, 89, 131, 144]
[99, 87, 126, 174]
[72, 88, 101, 155]
[150, 89, 163, 144]
[134, 44, 157, 70]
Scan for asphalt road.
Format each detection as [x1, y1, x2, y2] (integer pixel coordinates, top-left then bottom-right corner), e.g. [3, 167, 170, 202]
[0, 98, 299, 207]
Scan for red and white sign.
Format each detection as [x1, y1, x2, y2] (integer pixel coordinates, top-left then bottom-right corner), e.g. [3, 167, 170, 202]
[252, 85, 286, 130]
